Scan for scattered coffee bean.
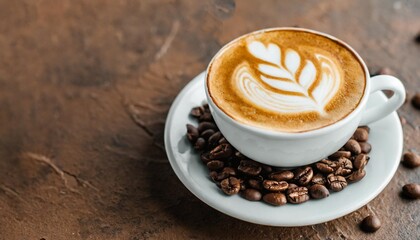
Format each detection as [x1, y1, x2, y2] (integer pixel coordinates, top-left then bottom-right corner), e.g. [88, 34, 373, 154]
[209, 171, 219, 182]
[360, 215, 381, 233]
[402, 183, 420, 199]
[347, 169, 366, 183]
[329, 151, 351, 159]
[248, 179, 262, 190]
[261, 165, 273, 174]
[412, 93, 420, 110]
[359, 142, 372, 154]
[402, 152, 420, 168]
[210, 143, 233, 159]
[198, 121, 217, 133]
[199, 112, 213, 122]
[263, 193, 287, 206]
[207, 160, 224, 171]
[263, 180, 288, 192]
[359, 125, 370, 133]
[269, 171, 294, 181]
[200, 151, 211, 164]
[218, 137, 228, 144]
[309, 184, 329, 199]
[316, 159, 337, 174]
[287, 187, 309, 204]
[208, 131, 222, 147]
[327, 174, 347, 192]
[186, 124, 199, 143]
[287, 183, 298, 190]
[240, 180, 246, 191]
[220, 177, 241, 195]
[353, 128, 369, 142]
[194, 137, 206, 150]
[294, 167, 313, 185]
[190, 106, 204, 118]
[241, 189, 262, 201]
[238, 159, 262, 176]
[311, 173, 326, 185]
[344, 139, 361, 155]
[200, 129, 215, 140]
[353, 154, 367, 170]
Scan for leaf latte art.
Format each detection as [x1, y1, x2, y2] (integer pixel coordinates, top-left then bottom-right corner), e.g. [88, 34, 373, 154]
[235, 41, 342, 115]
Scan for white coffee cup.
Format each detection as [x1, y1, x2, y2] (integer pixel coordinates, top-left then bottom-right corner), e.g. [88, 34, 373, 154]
[205, 27, 405, 167]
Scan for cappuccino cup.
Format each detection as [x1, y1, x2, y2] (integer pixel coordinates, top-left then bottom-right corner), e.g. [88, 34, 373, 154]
[205, 28, 405, 167]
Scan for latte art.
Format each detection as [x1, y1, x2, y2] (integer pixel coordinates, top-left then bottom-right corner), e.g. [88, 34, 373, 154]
[236, 41, 342, 115]
[207, 29, 366, 132]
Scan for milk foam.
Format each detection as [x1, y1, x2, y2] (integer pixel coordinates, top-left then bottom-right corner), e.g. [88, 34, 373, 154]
[235, 41, 342, 115]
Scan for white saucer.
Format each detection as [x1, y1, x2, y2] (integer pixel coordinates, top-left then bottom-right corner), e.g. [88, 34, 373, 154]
[164, 72, 403, 227]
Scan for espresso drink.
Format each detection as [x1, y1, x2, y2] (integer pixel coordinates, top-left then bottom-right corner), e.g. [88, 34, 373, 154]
[207, 29, 366, 132]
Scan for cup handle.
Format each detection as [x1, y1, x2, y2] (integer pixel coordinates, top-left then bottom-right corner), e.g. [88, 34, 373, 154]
[359, 75, 406, 126]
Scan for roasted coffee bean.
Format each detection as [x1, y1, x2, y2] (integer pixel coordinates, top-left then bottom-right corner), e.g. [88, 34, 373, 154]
[402, 183, 420, 199]
[263, 193, 287, 206]
[309, 184, 329, 199]
[238, 159, 262, 176]
[218, 137, 228, 144]
[186, 124, 199, 143]
[360, 215, 381, 233]
[315, 159, 337, 174]
[359, 125, 370, 133]
[199, 112, 213, 122]
[261, 165, 273, 174]
[263, 180, 288, 192]
[200, 151, 211, 164]
[412, 93, 420, 109]
[347, 169, 366, 183]
[354, 154, 367, 170]
[287, 183, 298, 190]
[286, 187, 309, 204]
[359, 142, 372, 154]
[190, 106, 204, 118]
[209, 171, 218, 182]
[311, 173, 326, 185]
[210, 143, 233, 159]
[234, 151, 247, 159]
[248, 179, 263, 190]
[329, 151, 351, 159]
[344, 139, 361, 155]
[294, 167, 313, 185]
[353, 128, 369, 142]
[220, 177, 241, 195]
[198, 121, 217, 133]
[194, 138, 206, 150]
[335, 157, 353, 176]
[200, 129, 215, 140]
[241, 189, 262, 201]
[222, 167, 236, 176]
[327, 174, 347, 192]
[402, 152, 420, 168]
[269, 171, 294, 181]
[207, 160, 224, 171]
[240, 180, 246, 191]
[208, 131, 222, 147]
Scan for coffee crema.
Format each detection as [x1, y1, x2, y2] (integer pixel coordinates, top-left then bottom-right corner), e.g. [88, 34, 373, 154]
[207, 29, 366, 132]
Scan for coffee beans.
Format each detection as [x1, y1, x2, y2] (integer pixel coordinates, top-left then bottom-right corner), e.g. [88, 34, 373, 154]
[411, 93, 420, 110]
[186, 104, 373, 206]
[402, 183, 420, 199]
[402, 152, 420, 168]
[263, 193, 287, 206]
[327, 174, 347, 192]
[344, 139, 361, 155]
[238, 159, 262, 176]
[309, 184, 329, 199]
[220, 177, 241, 195]
[353, 128, 369, 142]
[241, 189, 262, 201]
[263, 180, 288, 192]
[287, 187, 309, 204]
[360, 215, 381, 233]
[294, 167, 313, 185]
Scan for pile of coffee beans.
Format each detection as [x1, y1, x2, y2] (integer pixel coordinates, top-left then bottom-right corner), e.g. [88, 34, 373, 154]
[186, 104, 372, 206]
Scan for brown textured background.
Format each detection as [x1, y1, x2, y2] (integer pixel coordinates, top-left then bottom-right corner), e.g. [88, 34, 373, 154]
[0, 0, 419, 239]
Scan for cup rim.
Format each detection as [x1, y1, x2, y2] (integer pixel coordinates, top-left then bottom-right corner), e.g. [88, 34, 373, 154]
[205, 27, 370, 139]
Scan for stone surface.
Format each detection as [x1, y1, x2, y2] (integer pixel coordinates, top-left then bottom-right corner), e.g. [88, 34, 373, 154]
[0, 0, 419, 239]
